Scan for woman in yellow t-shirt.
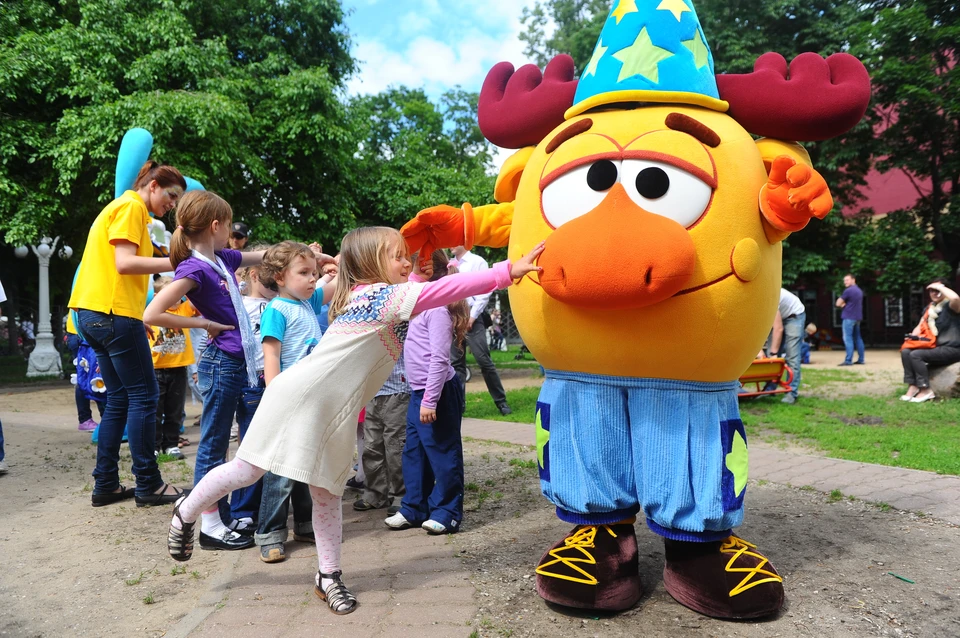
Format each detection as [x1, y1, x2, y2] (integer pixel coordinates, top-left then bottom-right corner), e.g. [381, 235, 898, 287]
[69, 161, 189, 508]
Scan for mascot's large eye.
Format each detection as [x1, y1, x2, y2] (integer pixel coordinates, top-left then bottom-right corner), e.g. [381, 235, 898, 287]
[541, 160, 621, 228]
[620, 159, 712, 228]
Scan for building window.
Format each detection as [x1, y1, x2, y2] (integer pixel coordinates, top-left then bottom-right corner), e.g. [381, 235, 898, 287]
[884, 297, 904, 327]
[832, 293, 843, 327]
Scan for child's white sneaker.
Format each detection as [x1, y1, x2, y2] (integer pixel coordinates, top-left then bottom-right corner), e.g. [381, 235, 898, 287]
[384, 512, 413, 530]
[421, 520, 447, 534]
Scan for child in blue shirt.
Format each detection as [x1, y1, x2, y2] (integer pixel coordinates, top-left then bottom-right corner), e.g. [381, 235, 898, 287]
[254, 241, 337, 562]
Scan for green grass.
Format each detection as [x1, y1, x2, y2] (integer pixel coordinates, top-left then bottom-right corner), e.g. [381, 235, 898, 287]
[465, 386, 541, 423]
[465, 345, 541, 370]
[741, 393, 960, 475]
[0, 354, 71, 385]
[466, 373, 960, 476]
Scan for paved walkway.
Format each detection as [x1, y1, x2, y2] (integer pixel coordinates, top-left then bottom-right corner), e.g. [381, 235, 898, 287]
[171, 416, 960, 638]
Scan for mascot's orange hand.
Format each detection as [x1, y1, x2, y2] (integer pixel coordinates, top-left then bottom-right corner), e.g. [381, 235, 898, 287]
[401, 204, 468, 266]
[760, 155, 833, 232]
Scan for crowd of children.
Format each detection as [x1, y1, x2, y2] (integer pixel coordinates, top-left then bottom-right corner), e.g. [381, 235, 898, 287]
[67, 166, 540, 616]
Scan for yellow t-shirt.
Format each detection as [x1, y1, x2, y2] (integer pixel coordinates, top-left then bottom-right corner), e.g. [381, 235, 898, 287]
[68, 191, 154, 320]
[148, 303, 196, 369]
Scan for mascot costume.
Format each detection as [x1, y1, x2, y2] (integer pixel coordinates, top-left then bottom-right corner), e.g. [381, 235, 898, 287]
[402, 0, 870, 620]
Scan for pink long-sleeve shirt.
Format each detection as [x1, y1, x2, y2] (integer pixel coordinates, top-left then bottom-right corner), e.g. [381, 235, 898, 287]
[404, 261, 513, 408]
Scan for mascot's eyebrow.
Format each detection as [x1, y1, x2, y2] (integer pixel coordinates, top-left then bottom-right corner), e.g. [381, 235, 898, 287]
[665, 113, 721, 148]
[545, 119, 593, 154]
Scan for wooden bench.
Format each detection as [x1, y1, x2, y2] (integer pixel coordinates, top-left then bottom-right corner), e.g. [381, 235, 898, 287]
[737, 357, 794, 398]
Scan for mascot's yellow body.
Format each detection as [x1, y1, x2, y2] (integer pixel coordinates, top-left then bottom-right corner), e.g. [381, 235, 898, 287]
[504, 107, 793, 382]
[402, 0, 869, 620]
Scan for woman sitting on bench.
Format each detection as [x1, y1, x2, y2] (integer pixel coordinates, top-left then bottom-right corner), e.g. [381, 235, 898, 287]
[901, 278, 960, 403]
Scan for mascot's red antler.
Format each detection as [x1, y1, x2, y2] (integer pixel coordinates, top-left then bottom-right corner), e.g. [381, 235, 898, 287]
[717, 52, 871, 142]
[478, 54, 578, 149]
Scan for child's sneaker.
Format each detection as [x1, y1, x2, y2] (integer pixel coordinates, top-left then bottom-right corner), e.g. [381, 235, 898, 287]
[384, 512, 414, 530]
[293, 531, 315, 543]
[78, 419, 97, 432]
[164, 447, 185, 460]
[345, 476, 364, 490]
[260, 542, 286, 563]
[422, 520, 448, 534]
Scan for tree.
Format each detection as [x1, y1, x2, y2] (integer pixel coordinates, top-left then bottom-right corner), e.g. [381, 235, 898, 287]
[520, 0, 609, 72]
[348, 87, 495, 232]
[845, 210, 951, 296]
[0, 0, 358, 256]
[849, 1, 960, 277]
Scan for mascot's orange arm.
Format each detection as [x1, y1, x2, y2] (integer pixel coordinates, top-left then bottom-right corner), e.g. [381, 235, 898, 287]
[400, 201, 513, 260]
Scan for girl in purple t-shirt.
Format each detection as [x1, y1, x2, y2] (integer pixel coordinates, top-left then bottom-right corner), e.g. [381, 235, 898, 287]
[144, 190, 268, 550]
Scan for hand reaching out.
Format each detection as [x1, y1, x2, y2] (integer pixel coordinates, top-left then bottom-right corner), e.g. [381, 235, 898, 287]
[510, 242, 545, 280]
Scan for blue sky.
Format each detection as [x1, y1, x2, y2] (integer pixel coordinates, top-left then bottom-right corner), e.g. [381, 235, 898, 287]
[342, 0, 546, 99]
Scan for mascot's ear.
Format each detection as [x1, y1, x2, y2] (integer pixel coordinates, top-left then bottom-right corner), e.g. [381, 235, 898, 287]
[755, 138, 811, 174]
[493, 146, 535, 203]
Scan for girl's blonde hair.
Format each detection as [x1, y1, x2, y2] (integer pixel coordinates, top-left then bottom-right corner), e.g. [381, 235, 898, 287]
[329, 227, 406, 320]
[428, 250, 470, 348]
[258, 241, 316, 292]
[169, 191, 233, 268]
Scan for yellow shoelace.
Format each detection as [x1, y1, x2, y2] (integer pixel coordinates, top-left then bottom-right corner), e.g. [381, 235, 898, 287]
[535, 525, 619, 585]
[721, 536, 784, 596]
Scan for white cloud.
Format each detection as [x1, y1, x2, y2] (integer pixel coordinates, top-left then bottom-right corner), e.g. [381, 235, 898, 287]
[347, 1, 544, 98]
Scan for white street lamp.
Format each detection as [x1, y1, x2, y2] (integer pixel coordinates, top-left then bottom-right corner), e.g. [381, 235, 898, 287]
[16, 236, 73, 377]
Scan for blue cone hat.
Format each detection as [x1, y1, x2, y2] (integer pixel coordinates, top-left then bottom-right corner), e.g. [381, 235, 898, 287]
[566, 0, 728, 119]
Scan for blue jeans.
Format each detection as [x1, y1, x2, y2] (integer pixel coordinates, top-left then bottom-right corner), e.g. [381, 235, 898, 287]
[67, 333, 105, 423]
[231, 379, 265, 522]
[77, 310, 163, 498]
[842, 319, 865, 364]
[399, 379, 466, 529]
[255, 472, 313, 545]
[196, 346, 246, 523]
[783, 312, 805, 399]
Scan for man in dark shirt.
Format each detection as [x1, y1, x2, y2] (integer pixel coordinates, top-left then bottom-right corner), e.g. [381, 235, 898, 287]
[835, 273, 865, 365]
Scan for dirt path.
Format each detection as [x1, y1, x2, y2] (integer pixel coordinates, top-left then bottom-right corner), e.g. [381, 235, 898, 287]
[3, 361, 959, 637]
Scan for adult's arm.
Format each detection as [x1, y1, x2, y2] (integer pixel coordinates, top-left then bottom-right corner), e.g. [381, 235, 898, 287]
[114, 240, 173, 274]
[931, 282, 960, 314]
[769, 312, 785, 355]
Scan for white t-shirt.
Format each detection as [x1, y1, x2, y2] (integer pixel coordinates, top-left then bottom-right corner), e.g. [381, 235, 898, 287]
[457, 251, 491, 320]
[779, 289, 805, 320]
[242, 296, 269, 373]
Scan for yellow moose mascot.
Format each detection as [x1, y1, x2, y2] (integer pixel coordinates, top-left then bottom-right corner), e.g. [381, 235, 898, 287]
[402, 0, 870, 620]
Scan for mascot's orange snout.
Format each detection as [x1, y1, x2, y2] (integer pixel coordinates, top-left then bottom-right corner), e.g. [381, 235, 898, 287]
[537, 183, 697, 309]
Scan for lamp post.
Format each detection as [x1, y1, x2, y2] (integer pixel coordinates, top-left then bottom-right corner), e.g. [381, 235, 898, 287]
[16, 236, 73, 377]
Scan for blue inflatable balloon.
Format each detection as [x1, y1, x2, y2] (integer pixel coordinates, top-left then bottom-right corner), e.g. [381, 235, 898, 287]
[115, 128, 154, 198]
[184, 176, 205, 192]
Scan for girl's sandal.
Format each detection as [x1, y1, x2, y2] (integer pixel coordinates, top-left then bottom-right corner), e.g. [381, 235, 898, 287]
[314, 570, 358, 615]
[168, 495, 196, 562]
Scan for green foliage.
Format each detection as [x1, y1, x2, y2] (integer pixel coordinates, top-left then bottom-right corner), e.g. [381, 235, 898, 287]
[0, 0, 357, 253]
[849, 1, 960, 273]
[519, 0, 609, 72]
[348, 87, 495, 230]
[845, 210, 951, 296]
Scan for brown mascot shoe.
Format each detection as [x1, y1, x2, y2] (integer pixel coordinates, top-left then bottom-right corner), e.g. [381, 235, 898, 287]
[535, 523, 641, 611]
[662, 535, 784, 619]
